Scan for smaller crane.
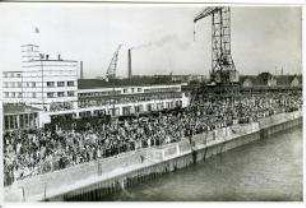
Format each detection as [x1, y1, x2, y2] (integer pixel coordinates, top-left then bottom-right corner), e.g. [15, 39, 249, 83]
[106, 44, 122, 80]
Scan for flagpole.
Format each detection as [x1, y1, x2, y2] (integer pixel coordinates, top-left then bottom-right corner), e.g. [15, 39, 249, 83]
[39, 53, 45, 111]
[34, 26, 44, 111]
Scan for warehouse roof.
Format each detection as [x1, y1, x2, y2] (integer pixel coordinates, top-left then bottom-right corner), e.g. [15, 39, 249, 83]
[78, 77, 182, 89]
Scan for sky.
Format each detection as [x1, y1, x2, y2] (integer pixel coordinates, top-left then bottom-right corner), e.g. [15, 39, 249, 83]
[0, 3, 302, 78]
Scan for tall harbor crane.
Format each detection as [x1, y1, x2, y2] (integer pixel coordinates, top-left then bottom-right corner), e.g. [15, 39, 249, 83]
[194, 6, 238, 84]
[106, 44, 122, 80]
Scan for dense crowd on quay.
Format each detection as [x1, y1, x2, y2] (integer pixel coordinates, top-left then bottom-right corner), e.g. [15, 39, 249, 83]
[4, 91, 302, 186]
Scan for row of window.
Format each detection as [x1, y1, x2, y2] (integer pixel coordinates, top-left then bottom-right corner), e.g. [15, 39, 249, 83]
[47, 81, 75, 87]
[47, 91, 75, 98]
[3, 81, 75, 88]
[144, 87, 180, 93]
[122, 87, 142, 94]
[3, 69, 76, 78]
[25, 82, 37, 87]
[21, 72, 76, 77]
[4, 92, 23, 98]
[77, 100, 182, 117]
[4, 91, 75, 98]
[3, 73, 22, 78]
[3, 82, 36, 88]
[4, 113, 38, 130]
[3, 71, 75, 79]
[3, 82, 22, 88]
[79, 90, 121, 98]
[79, 87, 180, 98]
[79, 88, 141, 97]
[78, 92, 182, 107]
[79, 87, 157, 97]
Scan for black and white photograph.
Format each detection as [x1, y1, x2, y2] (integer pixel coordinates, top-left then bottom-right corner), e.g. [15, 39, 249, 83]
[0, 2, 303, 203]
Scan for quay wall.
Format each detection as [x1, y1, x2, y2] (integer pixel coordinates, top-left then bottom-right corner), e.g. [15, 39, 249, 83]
[5, 111, 302, 202]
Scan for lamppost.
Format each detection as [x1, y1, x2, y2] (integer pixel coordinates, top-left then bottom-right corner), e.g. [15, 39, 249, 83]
[97, 160, 102, 176]
[20, 186, 25, 201]
[112, 84, 116, 117]
[44, 182, 47, 200]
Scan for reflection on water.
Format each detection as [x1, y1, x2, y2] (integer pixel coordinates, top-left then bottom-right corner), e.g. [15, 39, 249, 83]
[104, 126, 303, 201]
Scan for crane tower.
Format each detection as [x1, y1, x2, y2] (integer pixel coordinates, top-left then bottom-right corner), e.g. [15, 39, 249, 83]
[106, 44, 122, 80]
[194, 6, 238, 84]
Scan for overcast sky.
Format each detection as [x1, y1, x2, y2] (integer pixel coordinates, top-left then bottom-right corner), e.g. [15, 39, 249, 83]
[0, 4, 301, 78]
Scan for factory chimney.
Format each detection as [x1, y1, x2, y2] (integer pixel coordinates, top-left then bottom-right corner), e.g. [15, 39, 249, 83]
[128, 48, 132, 79]
[80, 61, 84, 79]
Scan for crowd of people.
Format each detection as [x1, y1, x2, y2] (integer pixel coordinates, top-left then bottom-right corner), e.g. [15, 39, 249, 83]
[49, 102, 73, 112]
[4, 91, 302, 186]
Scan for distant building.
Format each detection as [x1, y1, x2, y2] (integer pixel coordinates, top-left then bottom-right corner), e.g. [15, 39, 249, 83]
[267, 76, 277, 87]
[171, 74, 207, 83]
[290, 76, 301, 87]
[239, 74, 302, 89]
[76, 79, 189, 117]
[240, 76, 256, 88]
[276, 75, 302, 88]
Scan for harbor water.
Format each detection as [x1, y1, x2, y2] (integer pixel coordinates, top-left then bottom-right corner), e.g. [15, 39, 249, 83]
[100, 126, 303, 201]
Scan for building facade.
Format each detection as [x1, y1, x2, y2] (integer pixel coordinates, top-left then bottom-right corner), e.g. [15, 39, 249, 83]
[2, 44, 79, 112]
[75, 83, 189, 118]
[3, 104, 40, 131]
[2, 71, 23, 103]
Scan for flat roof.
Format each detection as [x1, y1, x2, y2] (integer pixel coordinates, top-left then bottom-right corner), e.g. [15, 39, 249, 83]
[21, 44, 39, 47]
[29, 59, 78, 63]
[78, 78, 182, 89]
[3, 71, 23, 73]
[4, 104, 41, 115]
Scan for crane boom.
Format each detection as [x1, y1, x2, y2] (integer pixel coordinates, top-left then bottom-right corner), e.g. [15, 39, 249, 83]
[106, 44, 122, 80]
[193, 7, 222, 23]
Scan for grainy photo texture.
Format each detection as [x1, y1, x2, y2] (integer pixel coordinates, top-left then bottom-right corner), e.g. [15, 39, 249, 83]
[0, 3, 303, 202]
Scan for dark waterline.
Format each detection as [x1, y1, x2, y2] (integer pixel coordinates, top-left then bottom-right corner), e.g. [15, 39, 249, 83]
[98, 126, 303, 201]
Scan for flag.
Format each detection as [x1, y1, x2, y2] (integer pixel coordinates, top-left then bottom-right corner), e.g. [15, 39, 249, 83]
[34, 27, 39, 33]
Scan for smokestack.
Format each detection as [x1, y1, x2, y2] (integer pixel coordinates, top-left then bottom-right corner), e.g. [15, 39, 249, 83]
[128, 48, 132, 79]
[80, 61, 84, 79]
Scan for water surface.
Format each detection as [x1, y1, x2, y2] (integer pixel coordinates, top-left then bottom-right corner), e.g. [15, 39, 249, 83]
[104, 126, 303, 201]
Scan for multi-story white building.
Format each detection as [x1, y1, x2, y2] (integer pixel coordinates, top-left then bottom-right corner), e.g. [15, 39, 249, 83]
[3, 44, 79, 111]
[2, 71, 23, 103]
